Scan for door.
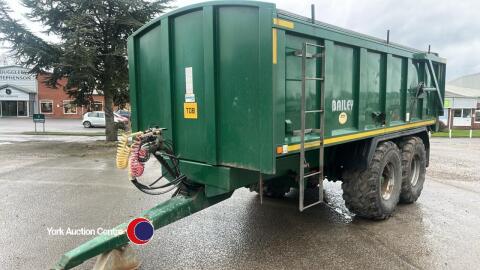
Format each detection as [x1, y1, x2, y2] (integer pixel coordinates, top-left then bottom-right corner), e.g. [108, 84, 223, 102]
[1, 101, 17, 116]
[17, 101, 28, 117]
[89, 112, 103, 126]
[97, 112, 106, 127]
[87, 112, 97, 125]
[171, 10, 206, 161]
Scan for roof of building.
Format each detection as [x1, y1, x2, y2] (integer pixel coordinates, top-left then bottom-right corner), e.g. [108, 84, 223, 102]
[446, 73, 480, 98]
[0, 83, 37, 94]
[448, 72, 480, 89]
[445, 84, 480, 98]
[0, 65, 28, 70]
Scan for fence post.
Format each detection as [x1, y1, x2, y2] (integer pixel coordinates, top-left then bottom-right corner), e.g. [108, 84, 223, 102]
[470, 129, 473, 139]
[449, 129, 452, 139]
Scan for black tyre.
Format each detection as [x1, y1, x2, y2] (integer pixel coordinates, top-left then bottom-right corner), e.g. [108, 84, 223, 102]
[398, 137, 426, 204]
[263, 184, 290, 198]
[250, 178, 291, 198]
[342, 141, 402, 220]
[83, 121, 92, 128]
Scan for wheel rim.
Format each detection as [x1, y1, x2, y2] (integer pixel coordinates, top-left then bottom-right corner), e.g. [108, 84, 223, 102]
[380, 162, 395, 200]
[410, 155, 420, 186]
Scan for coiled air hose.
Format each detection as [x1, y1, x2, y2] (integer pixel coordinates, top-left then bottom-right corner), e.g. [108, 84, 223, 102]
[129, 135, 145, 177]
[116, 133, 130, 169]
[115, 129, 188, 195]
[116, 131, 143, 169]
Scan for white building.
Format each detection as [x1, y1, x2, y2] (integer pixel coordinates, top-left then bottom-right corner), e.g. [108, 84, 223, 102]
[439, 73, 480, 129]
[0, 66, 38, 117]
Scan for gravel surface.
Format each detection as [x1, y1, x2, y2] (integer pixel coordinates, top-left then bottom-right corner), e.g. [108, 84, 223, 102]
[0, 138, 479, 270]
[0, 118, 105, 134]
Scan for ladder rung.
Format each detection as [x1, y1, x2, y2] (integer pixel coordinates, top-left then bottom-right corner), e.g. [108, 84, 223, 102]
[301, 201, 323, 211]
[309, 53, 323, 58]
[292, 51, 323, 58]
[304, 171, 322, 178]
[296, 129, 322, 135]
[288, 77, 324, 81]
[300, 128, 313, 134]
[294, 129, 320, 135]
[305, 43, 325, 48]
[305, 110, 324, 114]
[292, 51, 320, 58]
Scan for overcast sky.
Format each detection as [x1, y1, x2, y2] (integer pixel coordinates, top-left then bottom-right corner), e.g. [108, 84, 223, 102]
[2, 0, 480, 80]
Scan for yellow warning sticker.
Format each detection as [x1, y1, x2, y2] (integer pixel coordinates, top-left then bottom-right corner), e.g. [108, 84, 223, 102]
[184, 102, 198, 119]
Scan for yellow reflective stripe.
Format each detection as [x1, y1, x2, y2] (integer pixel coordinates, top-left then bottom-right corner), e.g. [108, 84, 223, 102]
[287, 120, 436, 152]
[287, 140, 320, 152]
[272, 29, 278, 64]
[273, 18, 294, 29]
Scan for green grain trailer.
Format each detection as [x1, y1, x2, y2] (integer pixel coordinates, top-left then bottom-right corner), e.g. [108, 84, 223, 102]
[55, 1, 446, 269]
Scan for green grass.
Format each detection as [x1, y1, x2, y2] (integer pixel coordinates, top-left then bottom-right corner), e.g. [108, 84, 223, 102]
[431, 130, 480, 138]
[22, 131, 105, 136]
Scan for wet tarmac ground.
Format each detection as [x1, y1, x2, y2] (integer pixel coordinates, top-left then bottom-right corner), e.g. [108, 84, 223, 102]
[0, 138, 479, 269]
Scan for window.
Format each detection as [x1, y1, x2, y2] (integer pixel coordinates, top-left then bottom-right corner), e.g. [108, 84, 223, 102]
[453, 109, 474, 118]
[438, 109, 448, 124]
[40, 100, 53, 114]
[453, 109, 462, 117]
[475, 111, 480, 123]
[92, 101, 103, 111]
[87, 112, 104, 118]
[63, 100, 77, 114]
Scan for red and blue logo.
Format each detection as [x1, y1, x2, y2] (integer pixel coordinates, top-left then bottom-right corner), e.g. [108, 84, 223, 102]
[126, 217, 154, 245]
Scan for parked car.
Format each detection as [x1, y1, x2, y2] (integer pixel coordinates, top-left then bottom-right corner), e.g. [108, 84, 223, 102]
[115, 110, 131, 119]
[82, 111, 129, 128]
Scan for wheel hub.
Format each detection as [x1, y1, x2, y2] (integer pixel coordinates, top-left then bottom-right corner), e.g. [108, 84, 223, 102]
[410, 155, 420, 186]
[381, 162, 395, 200]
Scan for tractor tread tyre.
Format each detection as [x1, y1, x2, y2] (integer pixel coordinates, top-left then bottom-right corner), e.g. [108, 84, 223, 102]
[251, 183, 288, 199]
[342, 141, 402, 220]
[398, 137, 426, 204]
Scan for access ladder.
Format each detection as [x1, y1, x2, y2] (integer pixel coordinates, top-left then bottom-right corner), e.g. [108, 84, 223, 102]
[298, 42, 325, 211]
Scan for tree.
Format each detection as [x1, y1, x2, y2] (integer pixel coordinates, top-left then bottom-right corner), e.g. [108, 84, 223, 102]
[0, 0, 171, 141]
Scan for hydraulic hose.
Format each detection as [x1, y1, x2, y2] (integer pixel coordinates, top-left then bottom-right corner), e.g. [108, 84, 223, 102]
[116, 133, 130, 169]
[115, 128, 187, 195]
[116, 132, 143, 169]
[129, 135, 145, 177]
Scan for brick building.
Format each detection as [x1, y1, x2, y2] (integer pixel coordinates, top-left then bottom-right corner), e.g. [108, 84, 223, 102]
[0, 65, 104, 119]
[37, 73, 104, 119]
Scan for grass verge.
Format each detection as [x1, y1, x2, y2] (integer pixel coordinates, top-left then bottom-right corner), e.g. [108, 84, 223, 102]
[22, 131, 105, 136]
[432, 130, 480, 138]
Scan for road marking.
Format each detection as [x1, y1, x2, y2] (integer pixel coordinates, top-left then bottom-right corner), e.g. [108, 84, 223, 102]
[0, 179, 132, 189]
[0, 165, 110, 171]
